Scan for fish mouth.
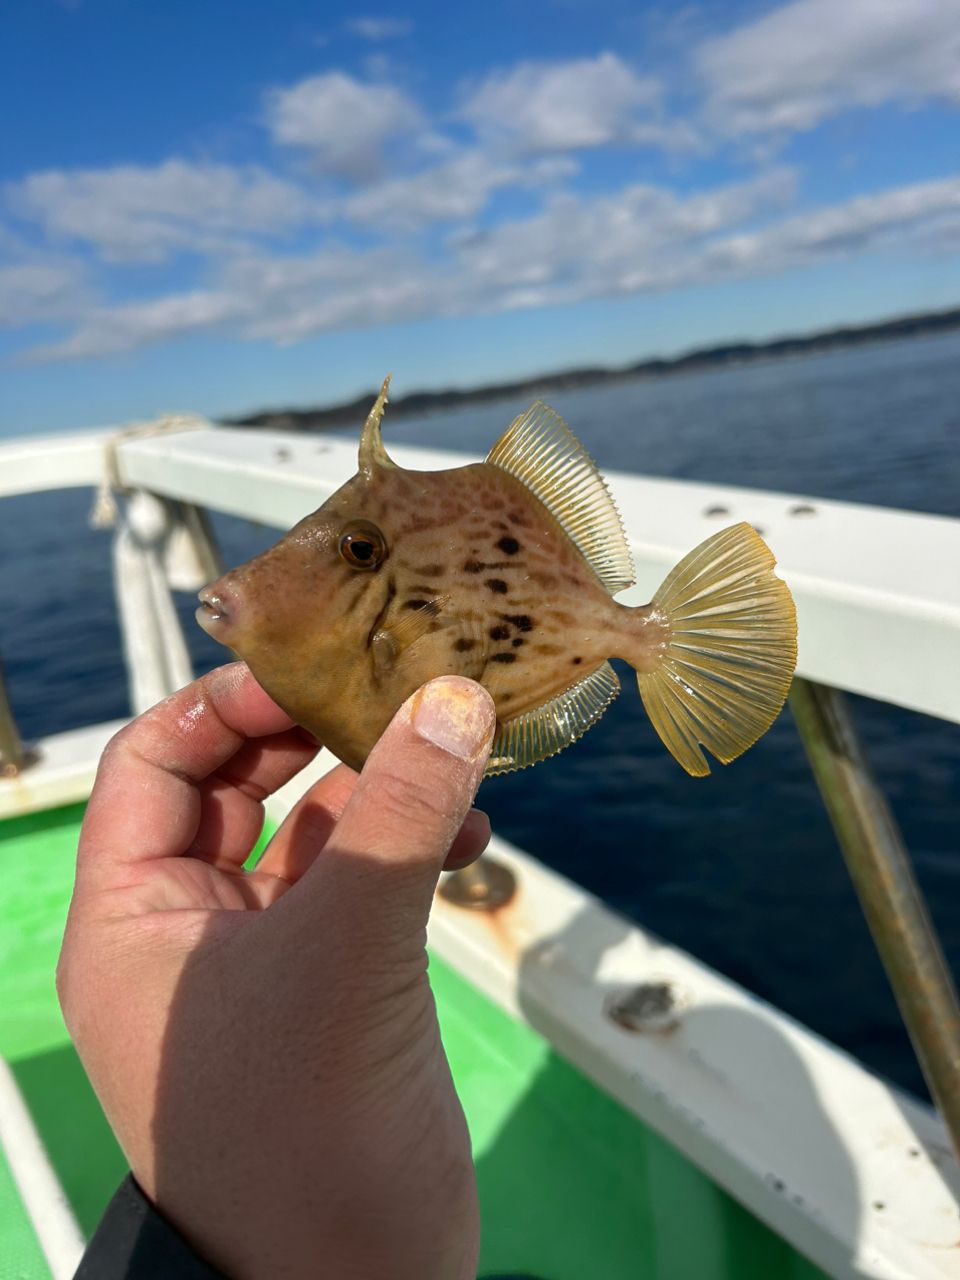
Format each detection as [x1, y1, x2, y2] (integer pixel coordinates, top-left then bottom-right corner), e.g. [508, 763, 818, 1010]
[196, 586, 235, 641]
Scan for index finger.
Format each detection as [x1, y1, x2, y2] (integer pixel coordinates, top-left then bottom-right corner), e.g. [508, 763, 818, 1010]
[77, 663, 297, 890]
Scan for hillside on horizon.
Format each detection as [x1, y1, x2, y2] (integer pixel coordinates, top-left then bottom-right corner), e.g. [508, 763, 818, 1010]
[227, 304, 960, 432]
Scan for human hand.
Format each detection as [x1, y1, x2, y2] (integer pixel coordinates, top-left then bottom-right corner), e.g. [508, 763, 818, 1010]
[57, 662, 496, 1280]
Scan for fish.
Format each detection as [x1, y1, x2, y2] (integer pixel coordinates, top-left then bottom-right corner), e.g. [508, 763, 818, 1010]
[196, 377, 797, 777]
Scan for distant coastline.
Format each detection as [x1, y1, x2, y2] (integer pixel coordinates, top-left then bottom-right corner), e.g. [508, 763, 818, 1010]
[226, 303, 960, 431]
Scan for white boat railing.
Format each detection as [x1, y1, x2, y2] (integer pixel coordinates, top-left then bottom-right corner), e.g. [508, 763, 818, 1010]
[2, 418, 960, 1279]
[4, 420, 958, 720]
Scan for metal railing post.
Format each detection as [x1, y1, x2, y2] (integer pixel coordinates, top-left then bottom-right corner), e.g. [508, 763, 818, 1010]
[789, 677, 960, 1155]
[0, 658, 26, 777]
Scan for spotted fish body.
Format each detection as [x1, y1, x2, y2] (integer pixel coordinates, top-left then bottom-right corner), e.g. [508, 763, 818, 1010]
[198, 379, 797, 777]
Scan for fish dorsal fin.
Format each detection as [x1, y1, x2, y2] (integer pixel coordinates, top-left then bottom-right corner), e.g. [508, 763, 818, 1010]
[486, 402, 635, 594]
[486, 661, 620, 776]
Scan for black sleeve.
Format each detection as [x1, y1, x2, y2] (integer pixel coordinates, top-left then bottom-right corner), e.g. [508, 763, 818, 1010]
[74, 1175, 226, 1279]
[75, 1176, 541, 1279]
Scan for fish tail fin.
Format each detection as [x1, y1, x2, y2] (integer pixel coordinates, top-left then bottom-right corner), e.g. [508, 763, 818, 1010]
[634, 522, 797, 777]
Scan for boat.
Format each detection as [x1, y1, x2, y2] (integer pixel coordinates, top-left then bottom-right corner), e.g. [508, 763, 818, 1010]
[1, 415, 958, 1279]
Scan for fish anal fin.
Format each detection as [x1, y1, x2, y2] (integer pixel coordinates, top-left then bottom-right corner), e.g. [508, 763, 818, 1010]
[636, 522, 798, 776]
[485, 401, 635, 595]
[486, 661, 620, 776]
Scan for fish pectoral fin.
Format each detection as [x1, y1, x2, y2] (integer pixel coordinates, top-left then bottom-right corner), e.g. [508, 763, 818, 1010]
[486, 662, 621, 776]
[371, 628, 400, 673]
[373, 594, 451, 672]
[486, 401, 635, 594]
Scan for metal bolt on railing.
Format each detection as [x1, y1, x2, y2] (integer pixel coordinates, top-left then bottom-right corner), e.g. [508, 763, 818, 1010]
[439, 856, 517, 911]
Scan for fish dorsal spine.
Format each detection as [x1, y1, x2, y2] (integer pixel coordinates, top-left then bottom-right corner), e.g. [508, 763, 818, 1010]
[358, 374, 398, 476]
[485, 401, 635, 594]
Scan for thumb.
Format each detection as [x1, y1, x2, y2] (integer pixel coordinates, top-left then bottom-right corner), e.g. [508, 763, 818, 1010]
[298, 676, 496, 939]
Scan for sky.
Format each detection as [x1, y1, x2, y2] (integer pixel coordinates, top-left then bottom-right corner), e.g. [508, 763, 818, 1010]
[2, 0, 960, 433]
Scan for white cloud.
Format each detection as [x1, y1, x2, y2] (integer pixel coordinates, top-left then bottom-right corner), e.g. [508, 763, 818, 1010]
[26, 168, 959, 363]
[452, 171, 960, 305]
[698, 0, 960, 135]
[452, 169, 797, 291]
[0, 260, 90, 327]
[461, 53, 696, 153]
[6, 160, 315, 263]
[712, 175, 960, 271]
[24, 247, 440, 359]
[232, 248, 447, 344]
[23, 289, 245, 361]
[342, 151, 577, 230]
[265, 71, 422, 179]
[345, 16, 413, 41]
[8, 39, 960, 370]
[26, 167, 957, 363]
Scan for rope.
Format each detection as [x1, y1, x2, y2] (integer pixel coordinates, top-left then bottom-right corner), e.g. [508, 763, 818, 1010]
[89, 413, 208, 529]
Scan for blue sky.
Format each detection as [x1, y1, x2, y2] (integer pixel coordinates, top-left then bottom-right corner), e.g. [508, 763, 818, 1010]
[3, 0, 959, 433]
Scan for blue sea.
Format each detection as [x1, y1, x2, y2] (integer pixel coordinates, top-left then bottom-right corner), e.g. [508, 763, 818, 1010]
[2, 331, 959, 1100]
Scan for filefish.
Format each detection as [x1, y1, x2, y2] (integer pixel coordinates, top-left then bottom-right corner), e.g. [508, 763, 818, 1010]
[197, 378, 797, 777]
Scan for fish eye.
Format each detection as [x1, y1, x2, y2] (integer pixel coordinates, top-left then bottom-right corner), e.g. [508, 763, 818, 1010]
[338, 520, 387, 571]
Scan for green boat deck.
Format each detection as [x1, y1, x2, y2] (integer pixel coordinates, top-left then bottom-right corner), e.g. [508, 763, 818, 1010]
[1, 803, 827, 1279]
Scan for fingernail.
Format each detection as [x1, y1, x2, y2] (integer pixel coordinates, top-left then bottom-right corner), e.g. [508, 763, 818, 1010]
[411, 677, 496, 760]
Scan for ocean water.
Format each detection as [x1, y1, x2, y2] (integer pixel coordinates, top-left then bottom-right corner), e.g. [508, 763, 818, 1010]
[2, 331, 959, 1099]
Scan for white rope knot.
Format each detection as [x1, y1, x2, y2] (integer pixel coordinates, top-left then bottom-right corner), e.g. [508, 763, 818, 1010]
[89, 413, 208, 530]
